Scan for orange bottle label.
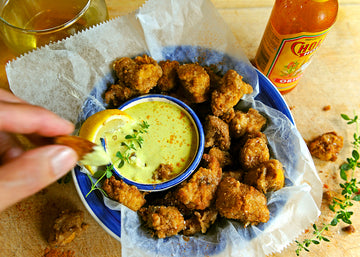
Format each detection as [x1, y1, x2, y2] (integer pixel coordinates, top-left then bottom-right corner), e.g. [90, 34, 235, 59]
[255, 22, 331, 92]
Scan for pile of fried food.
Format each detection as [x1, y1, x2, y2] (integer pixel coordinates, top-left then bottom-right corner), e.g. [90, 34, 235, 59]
[100, 55, 286, 238]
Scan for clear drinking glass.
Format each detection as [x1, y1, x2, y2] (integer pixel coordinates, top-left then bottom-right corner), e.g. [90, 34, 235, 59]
[0, 0, 108, 55]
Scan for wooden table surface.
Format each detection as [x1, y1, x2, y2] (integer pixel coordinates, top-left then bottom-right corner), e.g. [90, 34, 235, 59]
[1, 0, 360, 256]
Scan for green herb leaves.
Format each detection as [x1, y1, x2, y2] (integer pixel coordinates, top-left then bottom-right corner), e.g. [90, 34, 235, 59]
[86, 165, 113, 197]
[85, 120, 150, 197]
[295, 113, 360, 255]
[115, 120, 149, 169]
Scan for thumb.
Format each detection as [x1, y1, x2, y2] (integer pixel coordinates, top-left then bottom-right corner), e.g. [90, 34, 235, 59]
[0, 145, 78, 211]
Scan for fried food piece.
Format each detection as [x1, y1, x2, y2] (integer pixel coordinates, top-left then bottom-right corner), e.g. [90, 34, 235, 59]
[48, 210, 88, 247]
[222, 170, 243, 181]
[239, 133, 270, 170]
[215, 177, 269, 226]
[138, 206, 185, 238]
[104, 83, 138, 107]
[243, 159, 285, 194]
[308, 132, 344, 161]
[203, 65, 222, 90]
[113, 55, 162, 94]
[146, 189, 194, 217]
[204, 115, 231, 151]
[158, 60, 180, 92]
[221, 108, 236, 124]
[153, 163, 175, 181]
[102, 176, 146, 211]
[177, 63, 210, 103]
[176, 155, 222, 210]
[211, 69, 253, 117]
[208, 147, 233, 168]
[183, 209, 218, 236]
[229, 108, 267, 138]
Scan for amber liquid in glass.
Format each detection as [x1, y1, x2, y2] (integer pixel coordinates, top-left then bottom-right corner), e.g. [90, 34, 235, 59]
[0, 0, 108, 54]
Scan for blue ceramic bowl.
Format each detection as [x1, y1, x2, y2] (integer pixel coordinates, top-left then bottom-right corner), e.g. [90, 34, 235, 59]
[107, 94, 205, 192]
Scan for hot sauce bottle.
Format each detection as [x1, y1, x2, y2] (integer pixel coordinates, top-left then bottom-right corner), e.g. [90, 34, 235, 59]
[254, 0, 338, 94]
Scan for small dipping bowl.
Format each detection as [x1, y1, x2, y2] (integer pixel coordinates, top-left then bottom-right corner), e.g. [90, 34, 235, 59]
[104, 94, 204, 192]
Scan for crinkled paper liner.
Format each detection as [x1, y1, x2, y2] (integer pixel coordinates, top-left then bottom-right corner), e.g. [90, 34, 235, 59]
[6, 0, 322, 256]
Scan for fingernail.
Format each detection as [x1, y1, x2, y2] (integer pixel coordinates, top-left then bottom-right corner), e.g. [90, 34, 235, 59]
[50, 146, 78, 177]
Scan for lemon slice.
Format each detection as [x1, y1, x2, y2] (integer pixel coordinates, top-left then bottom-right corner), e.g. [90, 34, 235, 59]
[78, 109, 133, 174]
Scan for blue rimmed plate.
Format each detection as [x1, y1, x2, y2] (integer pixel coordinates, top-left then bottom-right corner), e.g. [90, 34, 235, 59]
[72, 68, 294, 243]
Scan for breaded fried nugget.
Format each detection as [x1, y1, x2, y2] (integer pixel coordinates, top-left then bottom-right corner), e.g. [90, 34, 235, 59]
[183, 209, 218, 236]
[240, 132, 270, 170]
[138, 206, 185, 238]
[113, 55, 162, 94]
[48, 210, 88, 247]
[177, 63, 210, 103]
[208, 147, 233, 168]
[102, 176, 146, 211]
[104, 83, 138, 107]
[215, 177, 270, 226]
[203, 65, 222, 90]
[222, 170, 244, 181]
[152, 163, 175, 181]
[243, 159, 285, 194]
[204, 115, 231, 151]
[176, 155, 222, 210]
[308, 131, 344, 161]
[158, 60, 180, 92]
[211, 69, 253, 117]
[230, 108, 267, 138]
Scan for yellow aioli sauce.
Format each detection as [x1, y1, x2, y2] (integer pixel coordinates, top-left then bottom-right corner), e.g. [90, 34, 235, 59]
[105, 101, 198, 184]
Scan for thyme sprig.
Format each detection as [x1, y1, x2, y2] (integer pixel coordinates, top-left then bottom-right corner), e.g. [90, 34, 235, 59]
[86, 164, 113, 197]
[115, 120, 150, 169]
[295, 113, 360, 255]
[85, 121, 149, 197]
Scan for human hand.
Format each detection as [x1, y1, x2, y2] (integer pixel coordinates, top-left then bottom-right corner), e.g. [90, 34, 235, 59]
[0, 89, 78, 211]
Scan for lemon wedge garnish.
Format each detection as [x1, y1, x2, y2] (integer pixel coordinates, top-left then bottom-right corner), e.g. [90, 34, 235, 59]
[78, 109, 133, 174]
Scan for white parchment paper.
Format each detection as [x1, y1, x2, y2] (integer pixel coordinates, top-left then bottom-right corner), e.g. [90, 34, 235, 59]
[5, 0, 322, 256]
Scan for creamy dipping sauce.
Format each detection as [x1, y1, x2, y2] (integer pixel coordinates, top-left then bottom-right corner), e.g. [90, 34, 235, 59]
[105, 101, 198, 184]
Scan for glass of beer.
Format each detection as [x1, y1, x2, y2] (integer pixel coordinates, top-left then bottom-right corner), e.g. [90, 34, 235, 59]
[0, 0, 108, 55]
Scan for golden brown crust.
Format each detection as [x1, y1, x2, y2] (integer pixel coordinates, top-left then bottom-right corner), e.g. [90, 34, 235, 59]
[208, 147, 233, 168]
[176, 155, 222, 210]
[158, 60, 180, 92]
[243, 159, 285, 194]
[104, 83, 138, 107]
[138, 205, 185, 238]
[113, 55, 162, 94]
[229, 108, 267, 138]
[183, 208, 218, 236]
[308, 131, 343, 161]
[204, 115, 231, 151]
[177, 63, 210, 103]
[215, 177, 269, 226]
[239, 133, 270, 170]
[52, 135, 96, 161]
[211, 70, 253, 117]
[102, 176, 146, 211]
[153, 163, 175, 181]
[48, 210, 88, 247]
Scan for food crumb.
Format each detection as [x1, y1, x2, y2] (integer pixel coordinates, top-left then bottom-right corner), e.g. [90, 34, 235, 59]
[289, 105, 295, 110]
[323, 105, 331, 111]
[43, 248, 76, 257]
[323, 184, 329, 189]
[182, 236, 190, 242]
[342, 225, 355, 234]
